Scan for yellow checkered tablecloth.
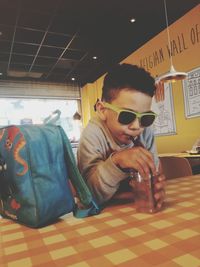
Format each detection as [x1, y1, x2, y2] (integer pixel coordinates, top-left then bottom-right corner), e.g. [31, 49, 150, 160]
[1, 175, 200, 267]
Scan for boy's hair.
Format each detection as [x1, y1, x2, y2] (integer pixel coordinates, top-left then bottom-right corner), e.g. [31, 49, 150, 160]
[102, 63, 156, 102]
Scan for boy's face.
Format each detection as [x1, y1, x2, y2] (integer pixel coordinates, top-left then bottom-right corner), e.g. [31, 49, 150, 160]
[103, 89, 153, 145]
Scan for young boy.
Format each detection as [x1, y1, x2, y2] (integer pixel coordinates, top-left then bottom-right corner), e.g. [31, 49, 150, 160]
[77, 63, 165, 208]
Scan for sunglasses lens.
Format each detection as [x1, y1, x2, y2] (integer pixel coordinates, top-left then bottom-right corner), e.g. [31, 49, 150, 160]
[141, 114, 155, 127]
[118, 111, 136, 125]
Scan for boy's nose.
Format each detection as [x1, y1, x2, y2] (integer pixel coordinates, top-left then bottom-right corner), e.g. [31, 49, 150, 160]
[128, 117, 141, 130]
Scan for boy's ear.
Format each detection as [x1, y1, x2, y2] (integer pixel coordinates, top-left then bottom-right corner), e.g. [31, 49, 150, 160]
[96, 101, 107, 121]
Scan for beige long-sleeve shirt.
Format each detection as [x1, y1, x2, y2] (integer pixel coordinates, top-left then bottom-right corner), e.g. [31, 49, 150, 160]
[77, 115, 159, 204]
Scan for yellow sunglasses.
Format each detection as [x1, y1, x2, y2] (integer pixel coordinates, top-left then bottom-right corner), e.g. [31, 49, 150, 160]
[104, 102, 157, 127]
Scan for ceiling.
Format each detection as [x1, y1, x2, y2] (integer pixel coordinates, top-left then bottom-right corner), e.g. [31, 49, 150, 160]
[0, 0, 199, 87]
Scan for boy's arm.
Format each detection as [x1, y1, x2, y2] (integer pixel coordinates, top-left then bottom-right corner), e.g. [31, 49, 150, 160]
[77, 130, 128, 204]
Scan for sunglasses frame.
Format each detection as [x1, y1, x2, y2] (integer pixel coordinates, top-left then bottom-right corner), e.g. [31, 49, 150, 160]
[104, 102, 157, 127]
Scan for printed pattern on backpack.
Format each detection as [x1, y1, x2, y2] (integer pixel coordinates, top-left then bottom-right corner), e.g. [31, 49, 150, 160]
[0, 127, 28, 220]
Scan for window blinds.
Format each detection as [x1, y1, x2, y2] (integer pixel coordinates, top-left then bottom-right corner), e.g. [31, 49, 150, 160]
[0, 80, 80, 99]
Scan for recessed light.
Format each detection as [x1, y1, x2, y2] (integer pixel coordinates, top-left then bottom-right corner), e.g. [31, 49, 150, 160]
[130, 18, 136, 23]
[71, 77, 75, 81]
[93, 56, 97, 60]
[0, 72, 3, 76]
[0, 32, 2, 36]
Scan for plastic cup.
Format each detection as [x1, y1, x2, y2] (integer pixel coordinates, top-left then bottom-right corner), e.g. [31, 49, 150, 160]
[130, 172, 158, 213]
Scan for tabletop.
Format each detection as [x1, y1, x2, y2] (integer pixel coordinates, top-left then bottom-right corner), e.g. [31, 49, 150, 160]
[1, 175, 200, 267]
[158, 152, 200, 158]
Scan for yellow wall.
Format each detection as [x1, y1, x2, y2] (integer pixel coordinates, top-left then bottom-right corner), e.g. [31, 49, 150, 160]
[81, 75, 104, 126]
[81, 5, 200, 153]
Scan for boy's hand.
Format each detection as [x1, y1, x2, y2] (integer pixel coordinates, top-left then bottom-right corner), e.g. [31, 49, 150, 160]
[153, 172, 166, 210]
[112, 146, 157, 178]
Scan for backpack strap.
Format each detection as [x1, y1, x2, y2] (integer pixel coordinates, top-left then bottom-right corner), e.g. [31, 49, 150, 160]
[58, 126, 100, 218]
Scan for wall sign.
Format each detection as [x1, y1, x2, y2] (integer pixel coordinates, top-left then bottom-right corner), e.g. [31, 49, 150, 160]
[152, 83, 176, 136]
[182, 66, 200, 118]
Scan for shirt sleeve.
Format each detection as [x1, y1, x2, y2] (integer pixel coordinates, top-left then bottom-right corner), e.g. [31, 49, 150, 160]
[77, 125, 128, 204]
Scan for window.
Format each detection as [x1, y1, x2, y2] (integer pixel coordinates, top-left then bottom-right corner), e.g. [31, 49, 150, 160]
[0, 97, 82, 142]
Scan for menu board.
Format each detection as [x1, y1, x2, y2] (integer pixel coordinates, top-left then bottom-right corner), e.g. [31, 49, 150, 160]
[152, 83, 176, 136]
[182, 66, 200, 118]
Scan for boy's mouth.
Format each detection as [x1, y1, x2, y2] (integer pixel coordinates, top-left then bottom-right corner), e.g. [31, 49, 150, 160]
[122, 134, 137, 142]
[125, 134, 139, 140]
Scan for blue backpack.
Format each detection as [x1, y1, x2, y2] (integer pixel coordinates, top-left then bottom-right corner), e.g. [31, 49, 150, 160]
[0, 125, 99, 228]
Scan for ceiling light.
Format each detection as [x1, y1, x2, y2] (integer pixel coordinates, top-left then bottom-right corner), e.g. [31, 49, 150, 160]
[130, 18, 136, 23]
[93, 56, 97, 60]
[158, 0, 187, 83]
[158, 65, 188, 83]
[0, 72, 3, 76]
[71, 77, 75, 81]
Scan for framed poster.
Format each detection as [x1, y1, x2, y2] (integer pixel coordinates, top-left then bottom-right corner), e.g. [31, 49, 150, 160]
[182, 66, 200, 118]
[152, 83, 176, 136]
